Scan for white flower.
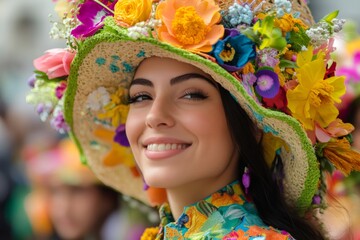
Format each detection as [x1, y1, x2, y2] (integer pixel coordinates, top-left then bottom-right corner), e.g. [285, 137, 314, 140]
[86, 87, 110, 111]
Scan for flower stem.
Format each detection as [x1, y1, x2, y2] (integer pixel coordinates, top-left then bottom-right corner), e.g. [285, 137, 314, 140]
[92, 0, 114, 14]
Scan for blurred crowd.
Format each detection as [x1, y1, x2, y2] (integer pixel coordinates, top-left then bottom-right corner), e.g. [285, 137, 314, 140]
[0, 0, 359, 239]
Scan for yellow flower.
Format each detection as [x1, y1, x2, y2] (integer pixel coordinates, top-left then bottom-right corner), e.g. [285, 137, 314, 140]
[155, 0, 224, 53]
[114, 0, 152, 27]
[97, 89, 129, 127]
[274, 13, 308, 33]
[287, 55, 345, 130]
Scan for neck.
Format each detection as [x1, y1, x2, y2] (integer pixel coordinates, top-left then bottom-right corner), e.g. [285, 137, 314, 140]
[166, 176, 239, 220]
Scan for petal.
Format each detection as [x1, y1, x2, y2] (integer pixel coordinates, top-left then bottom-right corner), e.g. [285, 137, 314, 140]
[297, 58, 326, 89]
[196, 0, 220, 24]
[62, 51, 76, 74]
[47, 65, 67, 79]
[315, 125, 331, 143]
[316, 104, 339, 127]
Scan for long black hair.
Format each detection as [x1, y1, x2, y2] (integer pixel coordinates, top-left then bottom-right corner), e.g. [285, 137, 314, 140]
[219, 86, 325, 240]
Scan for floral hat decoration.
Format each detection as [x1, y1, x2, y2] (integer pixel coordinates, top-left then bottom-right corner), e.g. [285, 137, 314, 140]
[27, 0, 360, 212]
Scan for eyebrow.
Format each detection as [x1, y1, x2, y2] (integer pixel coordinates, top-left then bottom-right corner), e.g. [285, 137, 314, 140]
[130, 73, 217, 88]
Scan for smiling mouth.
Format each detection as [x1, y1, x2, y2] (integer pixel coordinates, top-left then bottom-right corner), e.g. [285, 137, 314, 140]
[146, 143, 191, 151]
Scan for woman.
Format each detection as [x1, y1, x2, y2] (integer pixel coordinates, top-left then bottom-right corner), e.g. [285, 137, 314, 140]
[27, 0, 360, 239]
[126, 56, 323, 239]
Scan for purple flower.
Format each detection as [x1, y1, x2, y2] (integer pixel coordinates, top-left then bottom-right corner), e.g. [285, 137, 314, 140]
[55, 82, 67, 99]
[50, 109, 70, 133]
[71, 1, 116, 39]
[211, 29, 256, 72]
[27, 74, 36, 88]
[36, 103, 53, 121]
[312, 195, 321, 205]
[242, 73, 260, 103]
[255, 69, 280, 98]
[256, 48, 279, 68]
[114, 124, 130, 147]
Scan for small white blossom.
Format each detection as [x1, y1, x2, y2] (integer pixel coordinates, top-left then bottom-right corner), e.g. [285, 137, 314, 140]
[86, 87, 110, 111]
[306, 21, 331, 47]
[275, 0, 292, 17]
[301, 45, 308, 51]
[332, 18, 346, 33]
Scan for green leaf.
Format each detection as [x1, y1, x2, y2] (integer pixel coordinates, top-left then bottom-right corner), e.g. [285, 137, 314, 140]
[279, 59, 299, 69]
[321, 10, 339, 24]
[241, 28, 260, 44]
[34, 70, 65, 82]
[269, 28, 287, 51]
[288, 25, 311, 52]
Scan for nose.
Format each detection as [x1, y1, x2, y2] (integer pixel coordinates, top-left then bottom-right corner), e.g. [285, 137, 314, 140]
[145, 96, 175, 129]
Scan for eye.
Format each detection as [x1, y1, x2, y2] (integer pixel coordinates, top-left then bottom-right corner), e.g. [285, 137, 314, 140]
[128, 92, 152, 104]
[182, 90, 208, 100]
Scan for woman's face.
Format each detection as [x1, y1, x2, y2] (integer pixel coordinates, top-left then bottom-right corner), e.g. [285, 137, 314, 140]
[126, 57, 238, 190]
[48, 184, 107, 240]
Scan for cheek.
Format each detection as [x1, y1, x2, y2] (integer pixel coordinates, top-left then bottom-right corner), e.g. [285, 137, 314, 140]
[126, 110, 144, 146]
[184, 106, 230, 140]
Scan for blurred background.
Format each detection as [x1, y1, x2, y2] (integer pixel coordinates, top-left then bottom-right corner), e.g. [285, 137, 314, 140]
[0, 0, 359, 239]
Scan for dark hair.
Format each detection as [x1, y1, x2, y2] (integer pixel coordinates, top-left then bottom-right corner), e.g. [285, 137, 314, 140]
[219, 86, 325, 240]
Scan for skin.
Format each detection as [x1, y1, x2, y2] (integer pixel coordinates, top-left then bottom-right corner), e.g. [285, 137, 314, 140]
[126, 57, 239, 219]
[48, 183, 109, 240]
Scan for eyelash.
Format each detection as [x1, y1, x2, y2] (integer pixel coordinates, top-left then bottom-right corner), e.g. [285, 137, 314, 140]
[182, 90, 208, 100]
[128, 92, 151, 104]
[128, 90, 208, 104]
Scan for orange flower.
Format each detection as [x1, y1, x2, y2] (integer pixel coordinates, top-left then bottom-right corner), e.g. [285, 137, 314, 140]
[274, 13, 308, 33]
[155, 0, 224, 53]
[323, 138, 360, 175]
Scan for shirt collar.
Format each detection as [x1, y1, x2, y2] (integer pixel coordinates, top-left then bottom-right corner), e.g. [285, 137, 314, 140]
[158, 180, 246, 228]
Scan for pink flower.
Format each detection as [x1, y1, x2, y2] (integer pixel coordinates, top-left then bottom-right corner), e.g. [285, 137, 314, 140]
[315, 118, 354, 143]
[33, 48, 76, 79]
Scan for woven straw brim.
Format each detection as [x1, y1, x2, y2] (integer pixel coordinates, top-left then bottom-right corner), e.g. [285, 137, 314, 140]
[65, 18, 319, 212]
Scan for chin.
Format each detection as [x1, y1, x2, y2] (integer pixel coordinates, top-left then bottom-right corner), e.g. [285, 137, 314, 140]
[144, 172, 181, 189]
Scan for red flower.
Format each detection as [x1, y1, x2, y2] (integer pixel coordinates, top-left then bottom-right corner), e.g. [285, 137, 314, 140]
[262, 87, 289, 113]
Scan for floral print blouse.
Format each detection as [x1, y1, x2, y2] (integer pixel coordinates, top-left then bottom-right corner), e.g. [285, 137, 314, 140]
[149, 181, 294, 240]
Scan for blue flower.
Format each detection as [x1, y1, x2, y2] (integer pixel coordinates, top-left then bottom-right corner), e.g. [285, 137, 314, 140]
[255, 69, 280, 98]
[211, 29, 256, 72]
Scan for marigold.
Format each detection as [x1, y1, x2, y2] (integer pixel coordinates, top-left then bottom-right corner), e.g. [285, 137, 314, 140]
[274, 13, 308, 33]
[286, 55, 345, 130]
[155, 0, 224, 52]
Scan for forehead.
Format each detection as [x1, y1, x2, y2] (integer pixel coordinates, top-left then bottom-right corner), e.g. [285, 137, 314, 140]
[134, 56, 208, 78]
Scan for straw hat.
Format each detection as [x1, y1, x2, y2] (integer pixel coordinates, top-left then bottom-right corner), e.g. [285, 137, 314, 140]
[27, 0, 360, 213]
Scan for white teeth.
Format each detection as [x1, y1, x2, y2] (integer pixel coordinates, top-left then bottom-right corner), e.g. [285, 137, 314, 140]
[147, 143, 188, 151]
